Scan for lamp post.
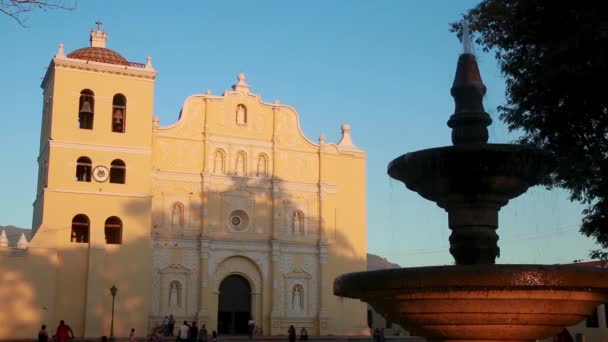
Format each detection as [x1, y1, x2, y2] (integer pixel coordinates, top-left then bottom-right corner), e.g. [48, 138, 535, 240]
[110, 285, 118, 340]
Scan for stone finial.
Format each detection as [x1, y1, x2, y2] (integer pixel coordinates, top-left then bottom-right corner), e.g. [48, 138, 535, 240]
[337, 123, 361, 151]
[232, 72, 250, 93]
[273, 99, 280, 105]
[0, 230, 8, 248]
[153, 116, 160, 129]
[319, 134, 326, 144]
[17, 233, 28, 249]
[145, 56, 153, 69]
[90, 20, 107, 48]
[56, 43, 66, 59]
[447, 52, 492, 145]
[205, 89, 212, 95]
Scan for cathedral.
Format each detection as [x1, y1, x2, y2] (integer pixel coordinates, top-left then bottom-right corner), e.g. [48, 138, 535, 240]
[0, 26, 367, 339]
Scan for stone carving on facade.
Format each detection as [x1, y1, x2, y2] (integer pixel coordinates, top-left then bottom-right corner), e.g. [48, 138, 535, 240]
[213, 149, 226, 174]
[168, 280, 182, 307]
[157, 264, 190, 317]
[171, 202, 185, 228]
[236, 104, 247, 125]
[208, 249, 269, 281]
[234, 151, 247, 176]
[256, 153, 268, 177]
[222, 190, 254, 233]
[214, 255, 262, 292]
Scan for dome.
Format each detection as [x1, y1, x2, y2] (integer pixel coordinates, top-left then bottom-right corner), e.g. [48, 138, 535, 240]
[67, 47, 129, 66]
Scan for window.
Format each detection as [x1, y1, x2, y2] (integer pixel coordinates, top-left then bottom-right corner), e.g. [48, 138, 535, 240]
[213, 149, 225, 174]
[112, 94, 126, 133]
[71, 214, 89, 243]
[76, 157, 92, 182]
[110, 159, 126, 184]
[236, 104, 247, 125]
[293, 210, 304, 235]
[104, 216, 122, 244]
[367, 309, 373, 328]
[78, 89, 94, 129]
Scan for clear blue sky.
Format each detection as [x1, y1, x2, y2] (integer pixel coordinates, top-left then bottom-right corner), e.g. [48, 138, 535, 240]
[0, 0, 599, 266]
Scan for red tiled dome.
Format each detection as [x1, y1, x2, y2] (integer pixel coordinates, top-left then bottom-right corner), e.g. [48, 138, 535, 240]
[67, 47, 129, 66]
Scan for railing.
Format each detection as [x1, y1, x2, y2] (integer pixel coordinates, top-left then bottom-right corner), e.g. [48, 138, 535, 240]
[128, 61, 146, 68]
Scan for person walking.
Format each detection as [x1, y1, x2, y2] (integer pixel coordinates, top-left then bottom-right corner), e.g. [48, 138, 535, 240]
[247, 318, 255, 339]
[190, 322, 198, 342]
[288, 325, 296, 342]
[211, 331, 218, 342]
[168, 314, 176, 336]
[178, 321, 190, 342]
[129, 328, 136, 342]
[38, 325, 49, 342]
[299, 327, 308, 341]
[55, 320, 74, 342]
[199, 325, 208, 342]
[162, 316, 169, 336]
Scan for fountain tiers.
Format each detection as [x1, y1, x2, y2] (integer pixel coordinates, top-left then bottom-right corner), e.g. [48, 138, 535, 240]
[334, 43, 608, 342]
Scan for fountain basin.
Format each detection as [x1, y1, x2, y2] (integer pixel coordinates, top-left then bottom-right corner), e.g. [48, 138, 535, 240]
[387, 143, 553, 206]
[335, 265, 608, 341]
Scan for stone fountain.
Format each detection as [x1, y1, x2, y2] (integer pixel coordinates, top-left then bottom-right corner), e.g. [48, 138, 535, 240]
[334, 30, 608, 342]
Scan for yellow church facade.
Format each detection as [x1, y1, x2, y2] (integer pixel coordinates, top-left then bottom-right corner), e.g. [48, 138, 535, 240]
[0, 27, 367, 339]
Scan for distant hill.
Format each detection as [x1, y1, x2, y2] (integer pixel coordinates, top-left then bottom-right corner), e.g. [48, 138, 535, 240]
[367, 253, 400, 271]
[0, 225, 31, 247]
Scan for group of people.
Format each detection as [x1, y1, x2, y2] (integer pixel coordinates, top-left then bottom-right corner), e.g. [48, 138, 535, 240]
[160, 319, 215, 342]
[37, 321, 137, 342]
[287, 325, 308, 342]
[38, 321, 73, 342]
[39, 318, 312, 342]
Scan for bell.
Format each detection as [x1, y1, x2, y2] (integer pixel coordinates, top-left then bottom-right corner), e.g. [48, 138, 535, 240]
[113, 109, 123, 124]
[79, 100, 93, 114]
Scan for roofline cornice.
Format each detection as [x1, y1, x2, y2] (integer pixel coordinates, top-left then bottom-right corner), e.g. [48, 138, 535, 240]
[51, 56, 158, 80]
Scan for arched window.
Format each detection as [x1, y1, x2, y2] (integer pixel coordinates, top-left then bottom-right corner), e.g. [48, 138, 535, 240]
[292, 284, 304, 311]
[110, 159, 126, 184]
[171, 202, 184, 228]
[168, 280, 182, 307]
[71, 214, 89, 243]
[104, 216, 122, 244]
[76, 157, 92, 182]
[78, 89, 94, 129]
[112, 94, 127, 133]
[236, 104, 247, 125]
[213, 149, 225, 174]
[235, 151, 247, 176]
[293, 210, 304, 235]
[256, 154, 268, 177]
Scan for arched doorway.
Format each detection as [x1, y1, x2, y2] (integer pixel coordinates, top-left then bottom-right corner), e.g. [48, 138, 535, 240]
[218, 274, 251, 335]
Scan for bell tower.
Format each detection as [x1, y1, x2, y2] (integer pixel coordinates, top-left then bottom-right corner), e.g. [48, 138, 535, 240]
[32, 24, 158, 337]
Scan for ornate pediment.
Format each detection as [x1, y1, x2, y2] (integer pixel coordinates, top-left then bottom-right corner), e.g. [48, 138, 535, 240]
[159, 264, 190, 274]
